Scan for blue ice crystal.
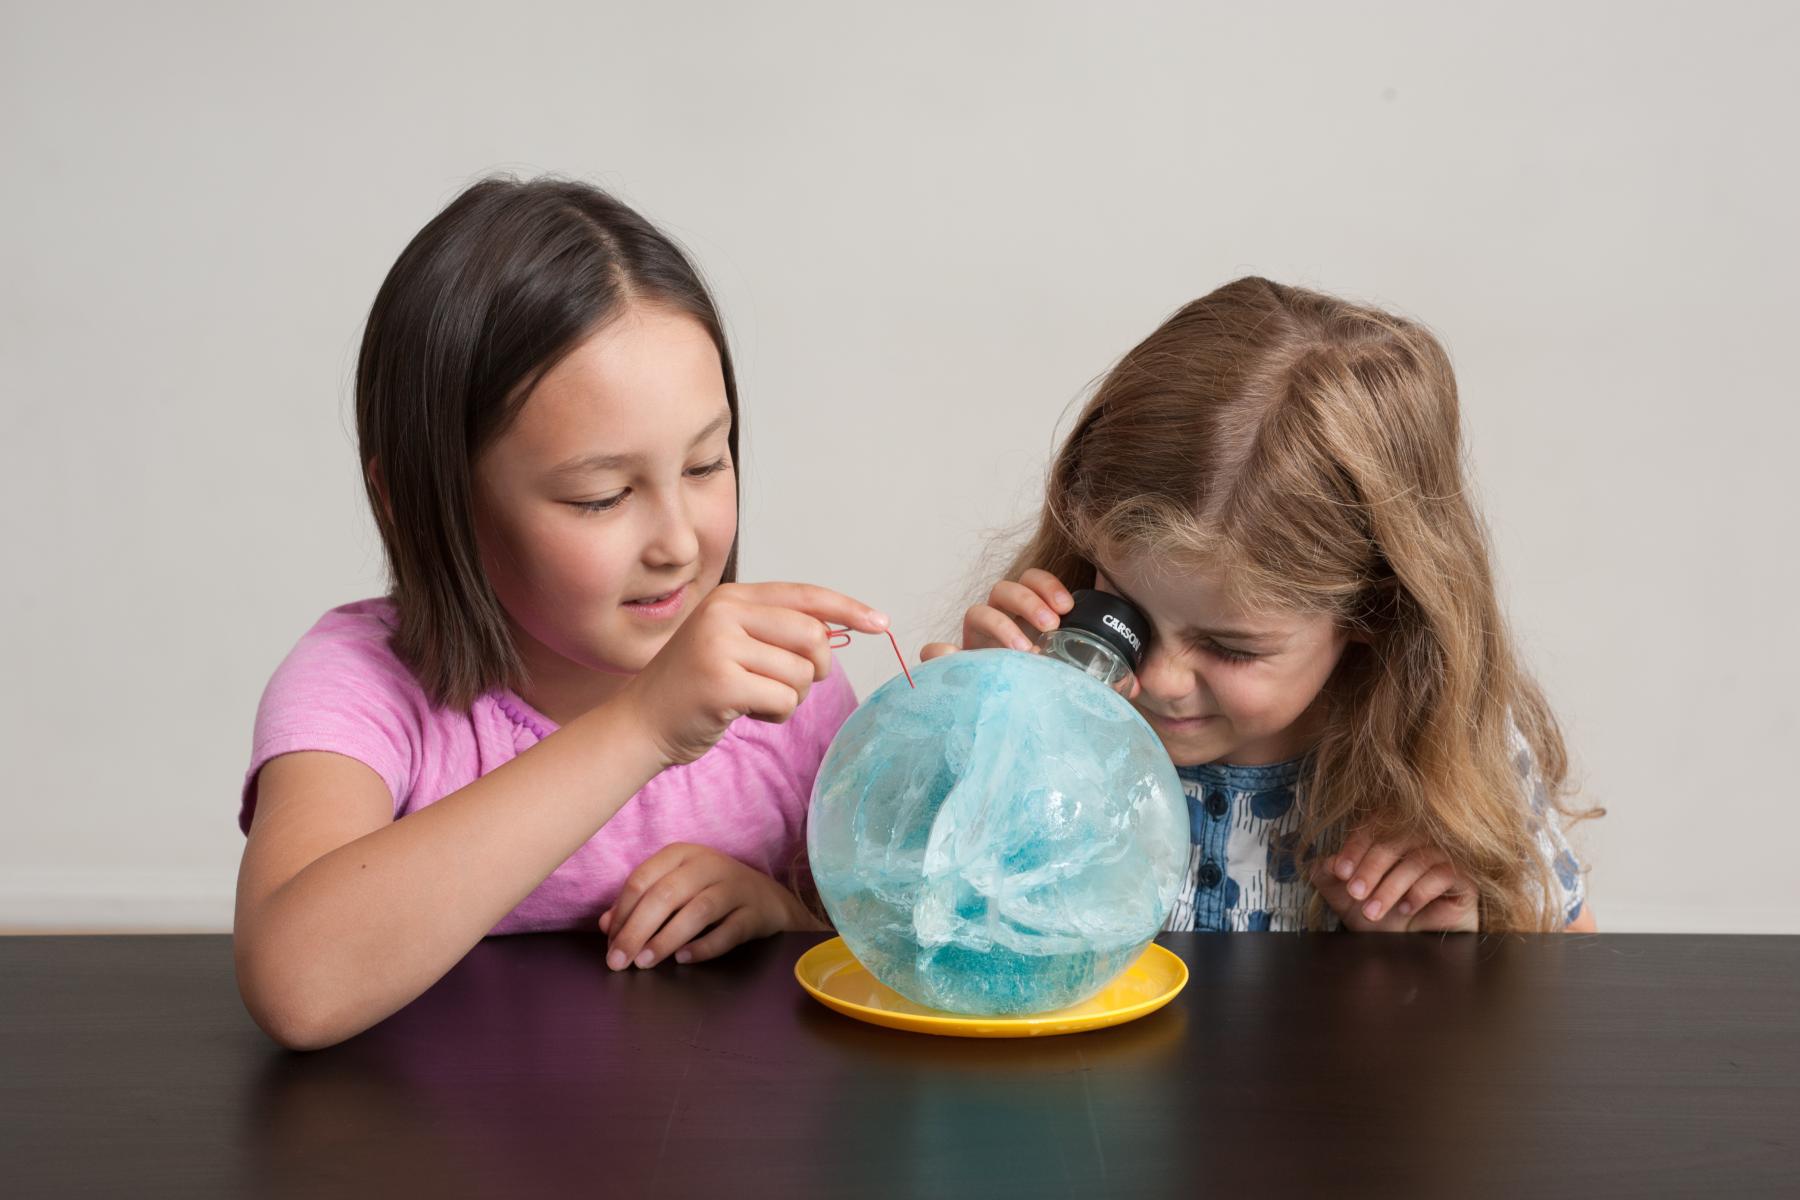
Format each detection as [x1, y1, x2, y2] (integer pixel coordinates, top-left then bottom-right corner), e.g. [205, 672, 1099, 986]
[807, 649, 1189, 1015]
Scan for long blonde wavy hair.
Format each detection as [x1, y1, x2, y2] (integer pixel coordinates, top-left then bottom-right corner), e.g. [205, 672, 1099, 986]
[1006, 277, 1595, 931]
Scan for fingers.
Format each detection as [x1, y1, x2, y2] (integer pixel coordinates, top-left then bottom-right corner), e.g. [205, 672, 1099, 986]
[604, 844, 699, 969]
[919, 641, 959, 661]
[1017, 569, 1075, 615]
[733, 672, 812, 724]
[733, 604, 835, 680]
[1395, 864, 1460, 918]
[731, 631, 825, 702]
[1309, 856, 1411, 933]
[643, 867, 795, 966]
[945, 569, 1077, 653]
[607, 882, 689, 969]
[1312, 855, 1480, 933]
[1404, 890, 1479, 933]
[725, 582, 888, 634]
[963, 604, 1036, 652]
[605, 847, 792, 969]
[1343, 828, 1479, 927]
[1361, 849, 1444, 923]
[1318, 829, 1484, 933]
[1331, 830, 1372, 883]
[637, 882, 735, 968]
[673, 909, 757, 964]
[1342, 840, 1403, 906]
[989, 580, 1062, 635]
[1307, 861, 1373, 930]
[719, 610, 834, 722]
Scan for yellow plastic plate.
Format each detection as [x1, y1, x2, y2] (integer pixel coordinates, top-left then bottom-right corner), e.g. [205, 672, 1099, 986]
[795, 936, 1187, 1038]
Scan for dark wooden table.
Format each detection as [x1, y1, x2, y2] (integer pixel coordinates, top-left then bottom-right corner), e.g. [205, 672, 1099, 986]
[2, 932, 1796, 1197]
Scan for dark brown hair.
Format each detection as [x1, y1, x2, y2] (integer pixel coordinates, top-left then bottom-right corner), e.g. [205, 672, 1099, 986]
[355, 176, 739, 710]
[1007, 277, 1597, 931]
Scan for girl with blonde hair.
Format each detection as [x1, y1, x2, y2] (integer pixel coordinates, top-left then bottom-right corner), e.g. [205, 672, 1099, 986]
[925, 277, 1596, 932]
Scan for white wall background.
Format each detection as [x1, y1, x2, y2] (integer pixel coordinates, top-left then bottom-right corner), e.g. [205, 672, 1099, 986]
[3, 1, 1795, 932]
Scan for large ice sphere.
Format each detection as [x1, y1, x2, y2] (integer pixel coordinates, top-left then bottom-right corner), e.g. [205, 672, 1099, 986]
[807, 648, 1189, 1015]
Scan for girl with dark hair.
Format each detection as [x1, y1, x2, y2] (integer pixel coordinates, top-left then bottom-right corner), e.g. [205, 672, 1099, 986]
[234, 177, 887, 1049]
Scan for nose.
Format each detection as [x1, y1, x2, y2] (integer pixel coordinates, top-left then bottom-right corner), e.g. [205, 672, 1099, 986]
[641, 488, 701, 570]
[1135, 641, 1197, 707]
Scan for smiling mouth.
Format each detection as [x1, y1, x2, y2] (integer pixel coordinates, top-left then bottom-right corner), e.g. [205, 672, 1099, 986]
[1147, 712, 1217, 726]
[622, 583, 689, 612]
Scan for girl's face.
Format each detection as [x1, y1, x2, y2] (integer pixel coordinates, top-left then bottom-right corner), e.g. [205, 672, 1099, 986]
[1095, 551, 1351, 767]
[473, 304, 737, 712]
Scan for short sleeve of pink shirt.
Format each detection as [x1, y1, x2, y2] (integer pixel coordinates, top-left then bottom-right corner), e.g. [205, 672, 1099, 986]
[241, 598, 860, 934]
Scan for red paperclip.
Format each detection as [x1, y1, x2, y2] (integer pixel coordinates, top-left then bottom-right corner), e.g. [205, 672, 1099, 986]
[825, 625, 916, 689]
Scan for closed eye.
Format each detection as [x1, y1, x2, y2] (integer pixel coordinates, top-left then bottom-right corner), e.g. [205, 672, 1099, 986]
[569, 491, 627, 514]
[1191, 636, 1260, 663]
[568, 458, 728, 514]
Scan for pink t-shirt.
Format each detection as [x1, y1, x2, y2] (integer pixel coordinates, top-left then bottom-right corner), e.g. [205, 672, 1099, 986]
[240, 598, 858, 935]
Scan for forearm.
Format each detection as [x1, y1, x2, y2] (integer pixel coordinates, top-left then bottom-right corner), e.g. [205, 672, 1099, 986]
[236, 699, 666, 1048]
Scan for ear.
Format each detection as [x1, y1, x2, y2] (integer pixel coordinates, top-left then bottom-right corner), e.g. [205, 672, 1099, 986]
[365, 456, 395, 527]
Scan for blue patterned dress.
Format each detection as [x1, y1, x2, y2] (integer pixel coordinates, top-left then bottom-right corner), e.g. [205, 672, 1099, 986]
[1163, 725, 1587, 932]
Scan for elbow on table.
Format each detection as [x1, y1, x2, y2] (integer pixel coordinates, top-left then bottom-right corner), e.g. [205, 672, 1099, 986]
[233, 937, 365, 1052]
[249, 999, 356, 1053]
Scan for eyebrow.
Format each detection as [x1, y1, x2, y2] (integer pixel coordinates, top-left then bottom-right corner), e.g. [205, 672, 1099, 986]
[547, 411, 731, 477]
[1187, 626, 1278, 643]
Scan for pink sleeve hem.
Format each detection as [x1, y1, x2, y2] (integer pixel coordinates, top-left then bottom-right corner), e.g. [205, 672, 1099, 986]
[239, 734, 407, 835]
